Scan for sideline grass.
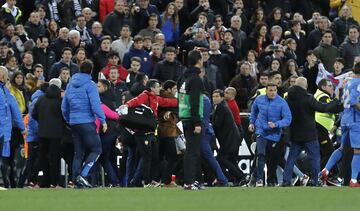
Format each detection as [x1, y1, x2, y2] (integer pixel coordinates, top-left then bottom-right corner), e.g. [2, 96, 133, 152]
[0, 187, 359, 211]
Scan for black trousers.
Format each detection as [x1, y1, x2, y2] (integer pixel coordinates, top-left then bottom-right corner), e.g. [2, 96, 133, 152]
[17, 141, 40, 188]
[183, 121, 202, 185]
[217, 151, 244, 182]
[134, 133, 154, 185]
[38, 138, 61, 187]
[316, 124, 335, 169]
[159, 137, 178, 184]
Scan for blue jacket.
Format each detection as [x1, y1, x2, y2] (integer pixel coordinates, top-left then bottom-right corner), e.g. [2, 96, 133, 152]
[26, 89, 45, 142]
[202, 95, 214, 135]
[49, 60, 79, 79]
[160, 16, 180, 44]
[122, 46, 152, 76]
[250, 94, 292, 142]
[61, 73, 105, 125]
[0, 82, 25, 157]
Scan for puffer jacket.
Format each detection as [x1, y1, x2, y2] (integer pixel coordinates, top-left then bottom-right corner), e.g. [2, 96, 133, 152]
[26, 89, 45, 142]
[250, 94, 292, 142]
[0, 82, 25, 157]
[61, 73, 106, 125]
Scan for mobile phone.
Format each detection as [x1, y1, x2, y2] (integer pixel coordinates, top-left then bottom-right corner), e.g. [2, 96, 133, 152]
[269, 45, 278, 51]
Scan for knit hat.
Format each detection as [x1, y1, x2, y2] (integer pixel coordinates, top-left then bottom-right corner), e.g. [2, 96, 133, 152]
[49, 78, 62, 89]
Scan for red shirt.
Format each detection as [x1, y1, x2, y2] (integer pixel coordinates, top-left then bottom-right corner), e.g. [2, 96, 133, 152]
[226, 99, 241, 126]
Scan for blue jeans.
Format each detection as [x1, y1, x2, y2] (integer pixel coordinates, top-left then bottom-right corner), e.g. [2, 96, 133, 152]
[200, 133, 228, 184]
[283, 141, 320, 185]
[71, 123, 102, 181]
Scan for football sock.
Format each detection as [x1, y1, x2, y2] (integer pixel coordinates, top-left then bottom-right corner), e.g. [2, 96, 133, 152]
[325, 148, 343, 172]
[351, 154, 360, 181]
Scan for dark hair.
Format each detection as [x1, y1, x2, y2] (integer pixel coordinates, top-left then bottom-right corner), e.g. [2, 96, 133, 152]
[354, 62, 360, 74]
[224, 29, 233, 36]
[133, 35, 144, 42]
[0, 41, 9, 47]
[266, 82, 277, 88]
[164, 46, 176, 53]
[62, 47, 72, 55]
[98, 79, 110, 89]
[163, 80, 176, 90]
[121, 24, 131, 31]
[335, 57, 345, 65]
[306, 50, 315, 57]
[76, 14, 85, 20]
[322, 30, 333, 36]
[106, 51, 119, 59]
[130, 56, 141, 64]
[143, 36, 152, 41]
[22, 51, 33, 60]
[39, 82, 49, 92]
[349, 25, 359, 33]
[33, 64, 44, 71]
[80, 59, 93, 74]
[187, 50, 202, 67]
[289, 20, 300, 28]
[11, 71, 25, 87]
[268, 71, 281, 79]
[135, 72, 147, 83]
[148, 13, 158, 21]
[101, 35, 112, 43]
[198, 12, 207, 19]
[215, 14, 223, 21]
[259, 71, 268, 77]
[318, 78, 329, 89]
[59, 66, 70, 73]
[212, 89, 224, 97]
[146, 79, 159, 90]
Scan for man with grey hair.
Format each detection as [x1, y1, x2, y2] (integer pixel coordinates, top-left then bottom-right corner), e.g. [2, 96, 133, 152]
[308, 16, 339, 50]
[283, 77, 343, 186]
[68, 29, 93, 57]
[229, 15, 247, 57]
[50, 27, 72, 61]
[270, 25, 283, 45]
[0, 66, 26, 188]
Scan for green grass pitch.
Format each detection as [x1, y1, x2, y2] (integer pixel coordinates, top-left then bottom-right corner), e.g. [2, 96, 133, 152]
[0, 187, 359, 211]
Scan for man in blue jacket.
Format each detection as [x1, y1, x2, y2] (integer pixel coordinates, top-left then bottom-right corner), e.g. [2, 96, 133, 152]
[249, 82, 292, 187]
[61, 60, 107, 188]
[0, 66, 26, 189]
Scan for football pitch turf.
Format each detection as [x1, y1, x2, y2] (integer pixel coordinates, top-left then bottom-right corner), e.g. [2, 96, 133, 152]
[1, 187, 359, 211]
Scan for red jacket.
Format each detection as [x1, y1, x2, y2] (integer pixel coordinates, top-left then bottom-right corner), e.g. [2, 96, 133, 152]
[126, 90, 178, 118]
[101, 63, 128, 82]
[227, 99, 242, 126]
[99, 0, 114, 23]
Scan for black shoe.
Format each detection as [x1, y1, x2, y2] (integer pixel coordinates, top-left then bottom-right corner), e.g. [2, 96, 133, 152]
[75, 176, 92, 188]
[128, 179, 143, 188]
[281, 182, 291, 187]
[194, 181, 206, 190]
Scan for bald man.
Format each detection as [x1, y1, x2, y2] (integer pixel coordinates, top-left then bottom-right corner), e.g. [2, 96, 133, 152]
[0, 66, 26, 188]
[283, 77, 343, 186]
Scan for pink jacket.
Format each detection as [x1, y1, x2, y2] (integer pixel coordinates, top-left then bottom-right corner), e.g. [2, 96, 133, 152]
[95, 104, 120, 133]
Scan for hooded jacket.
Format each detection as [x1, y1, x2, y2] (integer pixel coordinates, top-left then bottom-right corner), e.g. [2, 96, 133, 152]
[286, 85, 343, 142]
[61, 73, 106, 125]
[250, 94, 292, 142]
[32, 85, 64, 139]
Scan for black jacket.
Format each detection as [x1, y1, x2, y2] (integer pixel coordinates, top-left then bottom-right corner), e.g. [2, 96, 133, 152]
[177, 67, 204, 126]
[32, 85, 64, 139]
[152, 60, 184, 83]
[92, 49, 108, 82]
[50, 38, 72, 61]
[286, 85, 343, 143]
[24, 22, 46, 41]
[103, 10, 132, 39]
[212, 100, 241, 154]
[32, 47, 56, 81]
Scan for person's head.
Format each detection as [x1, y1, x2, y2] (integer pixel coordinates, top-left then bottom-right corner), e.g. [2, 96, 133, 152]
[214, 15, 223, 28]
[61, 47, 73, 63]
[353, 62, 360, 75]
[22, 51, 33, 66]
[164, 47, 176, 62]
[212, 89, 224, 105]
[354, 56, 360, 66]
[82, 7, 93, 22]
[195, 28, 207, 40]
[135, 72, 149, 85]
[247, 50, 257, 63]
[318, 16, 329, 30]
[253, 22, 267, 38]
[6, 56, 17, 68]
[151, 42, 162, 57]
[146, 79, 161, 95]
[201, 49, 210, 62]
[6, 0, 16, 8]
[39, 82, 49, 92]
[230, 15, 242, 30]
[318, 78, 334, 96]
[143, 36, 152, 49]
[197, 12, 208, 26]
[11, 71, 24, 86]
[259, 72, 268, 86]
[270, 58, 281, 71]
[285, 38, 297, 50]
[234, 0, 244, 9]
[49, 78, 62, 89]
[59, 27, 69, 40]
[133, 35, 144, 50]
[224, 30, 234, 44]
[306, 50, 317, 63]
[290, 20, 301, 33]
[334, 57, 345, 75]
[120, 25, 131, 38]
[266, 83, 277, 99]
[271, 25, 283, 39]
[109, 66, 119, 82]
[163, 80, 177, 95]
[97, 79, 110, 93]
[0, 42, 10, 58]
[139, 0, 150, 9]
[114, 0, 125, 13]
[4, 24, 15, 37]
[148, 13, 158, 29]
[268, 71, 282, 87]
[239, 62, 251, 76]
[33, 64, 44, 79]
[209, 40, 220, 51]
[154, 33, 165, 46]
[271, 7, 282, 21]
[224, 87, 236, 100]
[0, 66, 9, 83]
[59, 67, 70, 82]
[285, 59, 298, 73]
[76, 15, 87, 29]
[322, 30, 333, 45]
[312, 12, 321, 22]
[75, 47, 86, 62]
[80, 59, 93, 74]
[91, 21, 103, 36]
[38, 35, 49, 49]
[254, 8, 264, 21]
[187, 50, 203, 68]
[107, 51, 120, 65]
[48, 19, 58, 32]
[29, 11, 40, 25]
[68, 30, 81, 45]
[341, 4, 351, 18]
[348, 25, 359, 42]
[130, 57, 141, 72]
[288, 75, 298, 87]
[164, 2, 177, 17]
[174, 0, 184, 10]
[100, 36, 112, 51]
[295, 77, 308, 90]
